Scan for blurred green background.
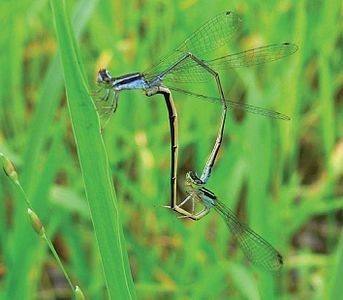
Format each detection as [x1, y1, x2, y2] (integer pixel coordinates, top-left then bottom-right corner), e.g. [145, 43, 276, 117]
[1, 0, 343, 299]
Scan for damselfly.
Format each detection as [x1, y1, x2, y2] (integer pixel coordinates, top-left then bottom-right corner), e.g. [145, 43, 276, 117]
[182, 171, 283, 271]
[95, 11, 297, 218]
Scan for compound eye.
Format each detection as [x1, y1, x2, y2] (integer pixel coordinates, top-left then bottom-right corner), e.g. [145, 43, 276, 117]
[98, 69, 112, 84]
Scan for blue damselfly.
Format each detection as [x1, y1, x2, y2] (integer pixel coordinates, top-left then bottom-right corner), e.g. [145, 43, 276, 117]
[96, 12, 297, 269]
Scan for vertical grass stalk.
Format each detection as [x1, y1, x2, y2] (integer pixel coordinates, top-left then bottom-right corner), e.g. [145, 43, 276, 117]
[49, 1, 136, 299]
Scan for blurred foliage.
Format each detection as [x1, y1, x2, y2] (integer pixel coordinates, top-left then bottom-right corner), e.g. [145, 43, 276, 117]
[0, 0, 342, 299]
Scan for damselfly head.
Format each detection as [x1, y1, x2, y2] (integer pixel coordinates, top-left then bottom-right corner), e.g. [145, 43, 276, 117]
[97, 69, 113, 87]
[185, 171, 204, 189]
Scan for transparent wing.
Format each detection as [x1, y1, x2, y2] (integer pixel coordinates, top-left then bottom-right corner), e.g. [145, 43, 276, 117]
[144, 11, 242, 83]
[167, 43, 298, 82]
[168, 85, 290, 120]
[214, 199, 283, 271]
[208, 43, 298, 70]
[144, 10, 297, 83]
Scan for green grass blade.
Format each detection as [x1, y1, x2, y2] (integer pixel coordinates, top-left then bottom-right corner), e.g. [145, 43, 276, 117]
[49, 1, 136, 299]
[328, 231, 343, 300]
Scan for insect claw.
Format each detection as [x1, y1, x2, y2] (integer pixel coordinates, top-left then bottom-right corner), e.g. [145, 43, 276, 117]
[177, 215, 190, 219]
[160, 205, 172, 209]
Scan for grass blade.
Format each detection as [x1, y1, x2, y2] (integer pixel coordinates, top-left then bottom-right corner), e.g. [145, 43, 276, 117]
[50, 1, 136, 299]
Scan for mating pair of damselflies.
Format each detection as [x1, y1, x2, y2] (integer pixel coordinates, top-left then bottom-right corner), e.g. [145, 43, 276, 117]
[95, 11, 297, 271]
